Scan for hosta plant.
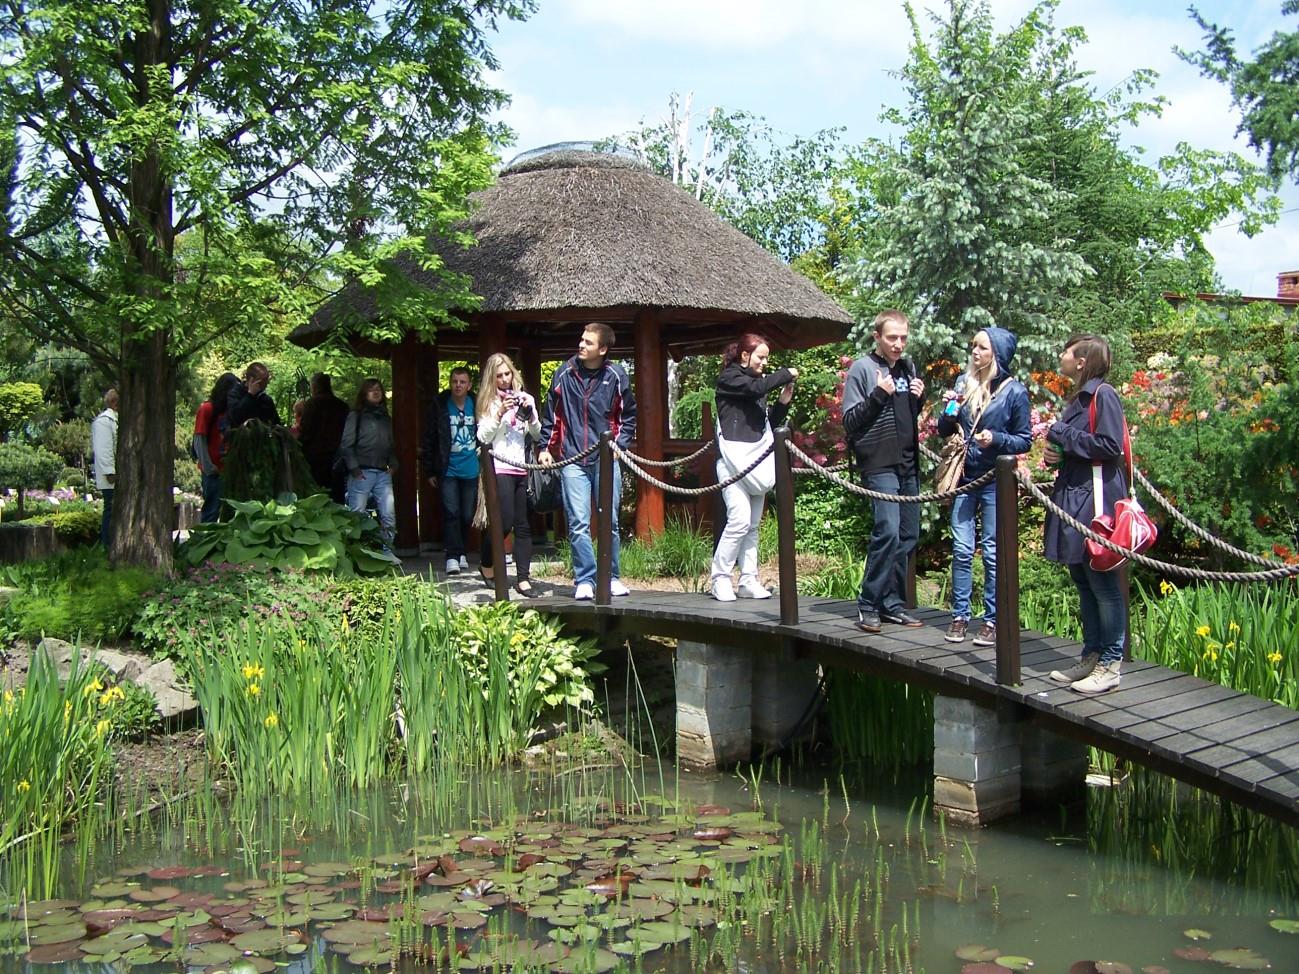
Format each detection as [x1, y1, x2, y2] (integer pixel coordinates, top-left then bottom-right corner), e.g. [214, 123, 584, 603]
[178, 493, 399, 576]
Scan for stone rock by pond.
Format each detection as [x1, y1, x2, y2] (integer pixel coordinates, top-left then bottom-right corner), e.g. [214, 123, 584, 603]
[133, 657, 197, 721]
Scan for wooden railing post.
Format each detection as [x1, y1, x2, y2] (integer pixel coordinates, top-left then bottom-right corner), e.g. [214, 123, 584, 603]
[772, 428, 799, 626]
[994, 455, 1021, 685]
[905, 551, 918, 610]
[596, 432, 614, 606]
[479, 443, 509, 603]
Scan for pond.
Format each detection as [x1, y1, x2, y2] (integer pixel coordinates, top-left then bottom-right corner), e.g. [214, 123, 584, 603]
[3, 759, 1298, 973]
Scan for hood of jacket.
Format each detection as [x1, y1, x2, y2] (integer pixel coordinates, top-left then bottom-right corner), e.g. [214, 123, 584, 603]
[984, 326, 1018, 379]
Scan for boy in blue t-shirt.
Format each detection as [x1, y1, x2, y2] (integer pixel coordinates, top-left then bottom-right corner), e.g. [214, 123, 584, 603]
[420, 368, 480, 574]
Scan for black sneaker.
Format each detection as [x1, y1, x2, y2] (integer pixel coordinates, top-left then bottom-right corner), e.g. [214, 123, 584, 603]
[856, 610, 882, 634]
[881, 610, 923, 628]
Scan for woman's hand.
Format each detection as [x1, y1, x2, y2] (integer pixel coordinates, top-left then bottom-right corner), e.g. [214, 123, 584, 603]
[973, 430, 994, 448]
[787, 367, 800, 380]
[778, 383, 795, 405]
[1043, 443, 1062, 466]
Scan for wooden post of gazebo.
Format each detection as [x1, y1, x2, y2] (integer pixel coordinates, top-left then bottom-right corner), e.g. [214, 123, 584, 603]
[416, 343, 440, 547]
[479, 313, 505, 373]
[633, 309, 666, 538]
[390, 333, 421, 553]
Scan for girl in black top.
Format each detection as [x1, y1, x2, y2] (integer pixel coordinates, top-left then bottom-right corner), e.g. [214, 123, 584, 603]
[709, 333, 798, 602]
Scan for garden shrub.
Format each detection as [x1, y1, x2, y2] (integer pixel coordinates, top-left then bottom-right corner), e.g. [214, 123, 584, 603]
[222, 419, 319, 504]
[0, 442, 65, 512]
[179, 493, 400, 576]
[59, 466, 87, 488]
[41, 419, 92, 467]
[28, 508, 101, 544]
[330, 573, 427, 642]
[84, 664, 161, 740]
[1, 549, 159, 642]
[793, 476, 871, 557]
[133, 562, 339, 658]
[0, 381, 44, 437]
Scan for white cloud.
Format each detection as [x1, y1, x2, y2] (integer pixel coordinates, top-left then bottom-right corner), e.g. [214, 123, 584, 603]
[1206, 213, 1299, 296]
[493, 87, 644, 157]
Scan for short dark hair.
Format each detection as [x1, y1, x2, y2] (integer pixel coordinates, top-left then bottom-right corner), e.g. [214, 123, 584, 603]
[449, 366, 472, 380]
[354, 377, 386, 412]
[310, 372, 333, 395]
[584, 322, 615, 353]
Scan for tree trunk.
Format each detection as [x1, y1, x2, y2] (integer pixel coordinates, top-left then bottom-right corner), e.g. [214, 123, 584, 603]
[111, 0, 176, 574]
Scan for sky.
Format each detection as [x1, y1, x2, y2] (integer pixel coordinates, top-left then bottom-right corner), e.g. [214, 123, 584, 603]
[485, 0, 1298, 299]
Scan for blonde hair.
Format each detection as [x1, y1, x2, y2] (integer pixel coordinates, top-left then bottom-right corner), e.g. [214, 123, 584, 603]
[872, 309, 909, 333]
[961, 330, 998, 420]
[477, 352, 525, 418]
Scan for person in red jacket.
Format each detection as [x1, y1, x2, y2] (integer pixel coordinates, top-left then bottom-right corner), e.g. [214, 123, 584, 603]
[538, 322, 637, 601]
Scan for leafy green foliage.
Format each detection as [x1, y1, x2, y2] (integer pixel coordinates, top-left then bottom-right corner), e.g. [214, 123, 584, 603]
[133, 562, 339, 658]
[0, 442, 64, 499]
[84, 665, 161, 741]
[0, 548, 158, 642]
[39, 418, 90, 465]
[331, 573, 428, 643]
[222, 421, 319, 507]
[793, 477, 871, 557]
[1180, 2, 1299, 182]
[179, 493, 400, 576]
[28, 508, 101, 544]
[0, 381, 44, 438]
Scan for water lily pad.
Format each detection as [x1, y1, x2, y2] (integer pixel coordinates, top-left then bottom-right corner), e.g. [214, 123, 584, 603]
[80, 908, 141, 932]
[961, 965, 1013, 974]
[129, 886, 179, 903]
[344, 944, 395, 966]
[1268, 919, 1299, 934]
[995, 957, 1035, 971]
[1207, 948, 1271, 970]
[81, 932, 148, 955]
[1096, 963, 1134, 974]
[610, 938, 661, 957]
[320, 922, 393, 947]
[90, 882, 136, 898]
[959, 946, 1003, 962]
[637, 919, 692, 944]
[1140, 967, 1170, 974]
[25, 942, 85, 964]
[309, 903, 355, 921]
[230, 928, 303, 952]
[1185, 929, 1214, 941]
[550, 946, 619, 972]
[147, 865, 205, 881]
[226, 959, 272, 974]
[184, 942, 241, 965]
[28, 922, 86, 945]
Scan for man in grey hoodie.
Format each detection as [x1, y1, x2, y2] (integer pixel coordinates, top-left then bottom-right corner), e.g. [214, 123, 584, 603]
[841, 310, 926, 634]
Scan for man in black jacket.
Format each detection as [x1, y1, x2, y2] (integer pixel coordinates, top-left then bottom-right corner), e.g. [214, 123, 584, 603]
[298, 373, 350, 501]
[227, 362, 282, 428]
[420, 367, 478, 575]
[841, 310, 926, 633]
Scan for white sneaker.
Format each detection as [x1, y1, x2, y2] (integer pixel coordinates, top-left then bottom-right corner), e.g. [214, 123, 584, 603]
[446, 557, 460, 575]
[736, 576, 772, 599]
[1071, 661, 1121, 695]
[574, 583, 595, 601]
[711, 577, 736, 602]
[610, 579, 630, 597]
[459, 555, 468, 570]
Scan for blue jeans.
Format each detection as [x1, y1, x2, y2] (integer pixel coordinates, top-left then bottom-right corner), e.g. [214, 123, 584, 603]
[439, 475, 477, 560]
[347, 468, 396, 549]
[858, 467, 919, 614]
[200, 472, 222, 524]
[1067, 562, 1126, 664]
[561, 461, 621, 587]
[950, 480, 996, 624]
[100, 488, 114, 547]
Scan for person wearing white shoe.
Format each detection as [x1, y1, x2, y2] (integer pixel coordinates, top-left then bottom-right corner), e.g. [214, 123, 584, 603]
[1042, 334, 1130, 695]
[574, 582, 595, 601]
[708, 333, 797, 603]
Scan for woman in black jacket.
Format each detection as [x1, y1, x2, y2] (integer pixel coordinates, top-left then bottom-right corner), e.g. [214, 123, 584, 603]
[708, 334, 798, 602]
[340, 378, 398, 550]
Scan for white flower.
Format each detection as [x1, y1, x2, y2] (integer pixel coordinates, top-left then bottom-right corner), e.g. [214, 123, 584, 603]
[172, 486, 181, 495]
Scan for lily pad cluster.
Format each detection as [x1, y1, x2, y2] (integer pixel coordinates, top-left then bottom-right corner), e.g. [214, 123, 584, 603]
[0, 802, 785, 971]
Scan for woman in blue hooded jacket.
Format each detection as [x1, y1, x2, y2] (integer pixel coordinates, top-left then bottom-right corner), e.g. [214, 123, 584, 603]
[937, 327, 1031, 646]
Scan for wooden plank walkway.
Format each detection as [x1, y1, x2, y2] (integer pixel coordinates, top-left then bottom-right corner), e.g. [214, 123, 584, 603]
[527, 592, 1299, 827]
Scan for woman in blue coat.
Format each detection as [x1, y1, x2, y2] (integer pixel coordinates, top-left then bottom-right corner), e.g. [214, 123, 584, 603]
[1042, 334, 1129, 694]
[938, 327, 1031, 646]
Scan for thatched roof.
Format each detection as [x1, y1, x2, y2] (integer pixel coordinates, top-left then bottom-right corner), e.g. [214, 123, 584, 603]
[290, 150, 852, 358]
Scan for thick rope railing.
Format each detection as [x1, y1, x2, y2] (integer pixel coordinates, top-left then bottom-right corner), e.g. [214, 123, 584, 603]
[485, 440, 600, 472]
[613, 442, 775, 496]
[617, 440, 715, 468]
[785, 440, 997, 504]
[1132, 467, 1290, 569]
[1016, 469, 1299, 583]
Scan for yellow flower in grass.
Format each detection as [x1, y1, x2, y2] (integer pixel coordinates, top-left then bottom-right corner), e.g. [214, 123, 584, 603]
[246, 683, 261, 697]
[95, 719, 111, 737]
[99, 686, 125, 706]
[82, 678, 104, 698]
[264, 713, 279, 728]
[241, 662, 265, 681]
[1159, 580, 1176, 596]
[1228, 621, 1241, 634]
[1195, 625, 1211, 638]
[63, 700, 72, 723]
[1268, 652, 1283, 666]
[17, 779, 30, 793]
[1203, 642, 1220, 662]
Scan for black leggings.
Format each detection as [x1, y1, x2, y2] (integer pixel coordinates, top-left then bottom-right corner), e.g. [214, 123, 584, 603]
[480, 474, 531, 580]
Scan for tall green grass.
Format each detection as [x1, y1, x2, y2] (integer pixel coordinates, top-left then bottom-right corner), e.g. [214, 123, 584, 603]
[0, 647, 117, 893]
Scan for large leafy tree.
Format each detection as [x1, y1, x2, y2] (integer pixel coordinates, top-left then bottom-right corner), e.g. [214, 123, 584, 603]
[1180, 2, 1299, 182]
[0, 0, 526, 570]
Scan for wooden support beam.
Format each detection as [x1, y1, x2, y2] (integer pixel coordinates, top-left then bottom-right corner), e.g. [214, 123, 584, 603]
[633, 308, 665, 538]
[417, 343, 441, 547]
[390, 333, 421, 554]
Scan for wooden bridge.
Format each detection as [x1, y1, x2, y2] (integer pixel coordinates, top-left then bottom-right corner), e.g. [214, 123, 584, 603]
[529, 591, 1299, 829]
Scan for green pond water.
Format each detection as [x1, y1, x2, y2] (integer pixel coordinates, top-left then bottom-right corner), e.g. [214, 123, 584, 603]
[3, 762, 1298, 973]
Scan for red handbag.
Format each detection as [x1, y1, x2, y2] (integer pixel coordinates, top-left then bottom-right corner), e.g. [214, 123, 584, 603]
[1085, 390, 1157, 572]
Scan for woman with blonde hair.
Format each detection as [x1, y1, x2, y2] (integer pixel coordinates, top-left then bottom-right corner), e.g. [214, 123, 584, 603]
[476, 353, 541, 597]
[937, 327, 1031, 645]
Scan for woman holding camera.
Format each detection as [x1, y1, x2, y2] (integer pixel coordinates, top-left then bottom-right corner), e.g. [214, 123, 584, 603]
[709, 333, 797, 602]
[476, 352, 541, 597]
[937, 327, 1031, 646]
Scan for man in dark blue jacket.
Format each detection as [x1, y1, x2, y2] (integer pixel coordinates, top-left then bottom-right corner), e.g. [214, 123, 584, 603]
[539, 323, 637, 601]
[841, 310, 926, 633]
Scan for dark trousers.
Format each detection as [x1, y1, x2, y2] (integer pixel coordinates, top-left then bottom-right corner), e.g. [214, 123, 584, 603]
[857, 466, 919, 614]
[439, 475, 478, 560]
[200, 472, 221, 524]
[480, 474, 530, 581]
[100, 488, 114, 547]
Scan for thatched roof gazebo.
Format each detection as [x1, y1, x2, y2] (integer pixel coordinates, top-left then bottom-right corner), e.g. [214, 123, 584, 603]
[292, 149, 852, 550]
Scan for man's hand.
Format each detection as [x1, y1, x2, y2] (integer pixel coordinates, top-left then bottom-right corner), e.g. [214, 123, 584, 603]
[1043, 444, 1062, 466]
[106, 474, 115, 484]
[538, 450, 554, 467]
[908, 377, 925, 398]
[877, 373, 897, 396]
[351, 469, 364, 480]
[427, 476, 438, 488]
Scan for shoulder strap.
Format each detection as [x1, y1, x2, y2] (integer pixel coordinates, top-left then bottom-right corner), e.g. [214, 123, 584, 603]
[1089, 385, 1133, 492]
